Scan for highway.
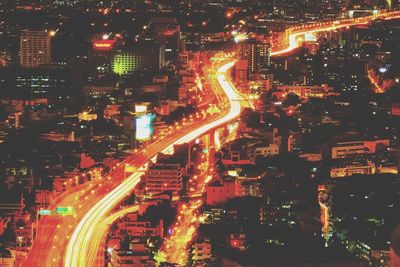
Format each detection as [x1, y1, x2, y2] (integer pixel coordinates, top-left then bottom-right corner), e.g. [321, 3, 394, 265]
[271, 10, 400, 56]
[23, 9, 400, 267]
[63, 60, 242, 267]
[22, 78, 232, 266]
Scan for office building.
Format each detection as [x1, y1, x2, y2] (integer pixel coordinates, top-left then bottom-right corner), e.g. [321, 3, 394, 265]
[15, 66, 71, 97]
[111, 44, 165, 76]
[239, 39, 271, 76]
[149, 18, 181, 62]
[20, 30, 51, 68]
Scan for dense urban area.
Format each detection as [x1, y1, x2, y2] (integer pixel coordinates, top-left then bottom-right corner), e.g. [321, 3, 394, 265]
[1, 0, 400, 266]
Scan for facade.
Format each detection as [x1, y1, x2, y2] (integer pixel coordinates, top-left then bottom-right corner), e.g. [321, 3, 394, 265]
[110, 249, 155, 267]
[115, 213, 163, 238]
[274, 84, 334, 99]
[111, 44, 165, 75]
[222, 138, 279, 165]
[149, 18, 181, 62]
[144, 163, 183, 195]
[239, 39, 271, 75]
[40, 131, 75, 142]
[0, 249, 15, 267]
[330, 161, 376, 178]
[331, 139, 390, 159]
[235, 59, 248, 83]
[206, 179, 240, 205]
[90, 38, 116, 71]
[20, 30, 51, 68]
[15, 66, 70, 97]
[191, 240, 212, 262]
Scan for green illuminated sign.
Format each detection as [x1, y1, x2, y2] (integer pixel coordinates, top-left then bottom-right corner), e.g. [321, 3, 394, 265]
[55, 206, 76, 215]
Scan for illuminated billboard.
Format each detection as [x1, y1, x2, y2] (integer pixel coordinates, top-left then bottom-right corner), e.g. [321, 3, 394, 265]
[135, 103, 150, 114]
[92, 39, 116, 51]
[136, 114, 155, 141]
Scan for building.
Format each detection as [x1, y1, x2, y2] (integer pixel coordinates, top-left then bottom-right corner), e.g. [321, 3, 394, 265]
[192, 240, 212, 262]
[20, 30, 51, 68]
[239, 39, 271, 76]
[234, 60, 248, 83]
[392, 103, 400, 116]
[274, 84, 334, 99]
[222, 138, 279, 165]
[149, 18, 181, 62]
[40, 131, 75, 142]
[228, 233, 248, 251]
[331, 139, 390, 159]
[78, 112, 97, 122]
[110, 248, 155, 267]
[83, 83, 115, 98]
[115, 213, 163, 238]
[14, 213, 33, 250]
[206, 179, 241, 205]
[330, 161, 376, 178]
[111, 44, 165, 75]
[144, 163, 183, 195]
[90, 38, 116, 72]
[0, 248, 15, 267]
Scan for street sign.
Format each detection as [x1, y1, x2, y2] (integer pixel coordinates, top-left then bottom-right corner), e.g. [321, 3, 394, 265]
[55, 206, 76, 215]
[39, 209, 52, 216]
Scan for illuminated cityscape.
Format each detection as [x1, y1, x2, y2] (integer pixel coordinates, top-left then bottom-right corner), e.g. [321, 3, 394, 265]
[0, 1, 400, 267]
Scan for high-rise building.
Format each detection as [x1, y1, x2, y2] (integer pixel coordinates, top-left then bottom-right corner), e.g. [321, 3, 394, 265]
[15, 66, 71, 97]
[20, 30, 51, 68]
[234, 59, 248, 83]
[111, 44, 165, 76]
[90, 38, 117, 73]
[149, 18, 181, 62]
[239, 39, 271, 76]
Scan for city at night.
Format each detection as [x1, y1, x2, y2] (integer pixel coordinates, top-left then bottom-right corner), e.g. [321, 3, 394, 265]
[1, 0, 400, 266]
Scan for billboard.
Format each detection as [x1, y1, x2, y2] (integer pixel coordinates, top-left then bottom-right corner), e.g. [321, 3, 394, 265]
[92, 39, 116, 51]
[136, 114, 155, 141]
[135, 103, 150, 114]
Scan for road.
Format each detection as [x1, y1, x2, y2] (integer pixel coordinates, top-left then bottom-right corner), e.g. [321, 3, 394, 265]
[22, 79, 231, 266]
[271, 10, 400, 56]
[63, 60, 242, 267]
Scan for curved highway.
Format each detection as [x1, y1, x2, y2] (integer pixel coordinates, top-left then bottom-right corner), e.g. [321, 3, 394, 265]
[64, 60, 242, 267]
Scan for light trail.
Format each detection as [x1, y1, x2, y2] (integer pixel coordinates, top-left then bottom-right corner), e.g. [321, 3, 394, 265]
[64, 60, 242, 267]
[155, 62, 246, 266]
[271, 11, 400, 56]
[85, 205, 140, 267]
